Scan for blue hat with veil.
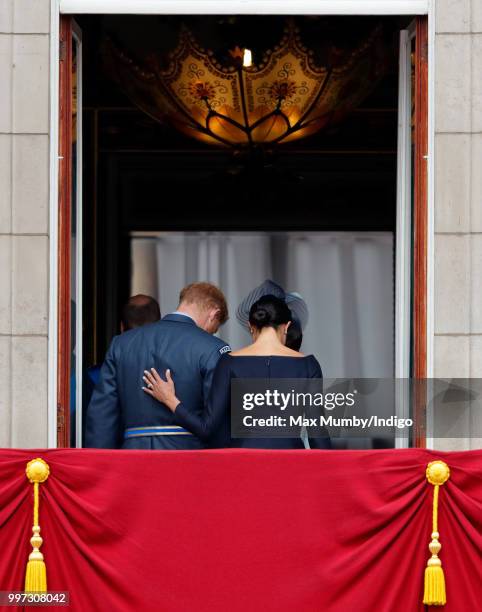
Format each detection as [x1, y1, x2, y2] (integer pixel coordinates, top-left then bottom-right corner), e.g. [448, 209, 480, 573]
[236, 280, 309, 331]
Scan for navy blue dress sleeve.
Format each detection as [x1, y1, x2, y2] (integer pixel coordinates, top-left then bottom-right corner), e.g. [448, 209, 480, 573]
[174, 353, 231, 444]
[308, 355, 322, 379]
[306, 356, 332, 450]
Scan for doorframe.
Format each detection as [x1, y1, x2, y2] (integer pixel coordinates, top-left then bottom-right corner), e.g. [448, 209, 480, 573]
[394, 22, 415, 449]
[60, 0, 429, 15]
[51, 4, 72, 448]
[48, 0, 436, 448]
[48, 0, 60, 447]
[72, 20, 84, 448]
[413, 16, 431, 447]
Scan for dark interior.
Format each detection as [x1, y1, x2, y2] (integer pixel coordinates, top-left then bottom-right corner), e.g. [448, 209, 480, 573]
[76, 15, 412, 363]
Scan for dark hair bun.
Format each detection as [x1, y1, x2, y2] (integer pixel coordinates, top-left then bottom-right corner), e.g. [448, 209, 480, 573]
[249, 295, 291, 330]
[250, 307, 271, 326]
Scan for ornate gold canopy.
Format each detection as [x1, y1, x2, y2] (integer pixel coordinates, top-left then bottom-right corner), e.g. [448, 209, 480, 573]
[104, 22, 387, 147]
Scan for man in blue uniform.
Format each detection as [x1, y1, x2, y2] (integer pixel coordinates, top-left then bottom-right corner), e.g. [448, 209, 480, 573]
[85, 282, 231, 449]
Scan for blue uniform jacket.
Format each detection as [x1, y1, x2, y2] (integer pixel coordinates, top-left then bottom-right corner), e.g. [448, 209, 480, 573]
[85, 313, 231, 449]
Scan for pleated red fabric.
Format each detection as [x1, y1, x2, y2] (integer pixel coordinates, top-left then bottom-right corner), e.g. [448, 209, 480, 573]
[0, 448, 480, 612]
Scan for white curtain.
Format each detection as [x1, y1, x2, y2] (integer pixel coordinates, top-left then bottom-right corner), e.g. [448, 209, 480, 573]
[285, 233, 394, 378]
[130, 232, 394, 378]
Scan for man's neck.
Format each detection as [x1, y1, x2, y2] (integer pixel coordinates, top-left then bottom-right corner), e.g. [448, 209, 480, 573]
[173, 307, 199, 326]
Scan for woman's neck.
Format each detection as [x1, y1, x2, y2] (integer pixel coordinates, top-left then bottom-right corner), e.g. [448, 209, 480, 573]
[252, 327, 284, 350]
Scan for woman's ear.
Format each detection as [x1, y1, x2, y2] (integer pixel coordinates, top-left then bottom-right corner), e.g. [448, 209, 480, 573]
[282, 322, 291, 336]
[249, 325, 257, 339]
[284, 322, 292, 343]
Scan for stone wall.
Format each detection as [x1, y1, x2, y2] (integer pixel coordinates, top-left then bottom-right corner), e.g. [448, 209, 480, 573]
[0, 0, 50, 447]
[433, 0, 482, 449]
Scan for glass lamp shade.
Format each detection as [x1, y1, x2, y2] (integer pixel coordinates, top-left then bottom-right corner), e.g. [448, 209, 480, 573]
[104, 22, 387, 148]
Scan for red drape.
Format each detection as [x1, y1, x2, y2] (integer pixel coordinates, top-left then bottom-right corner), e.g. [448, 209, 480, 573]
[0, 449, 481, 612]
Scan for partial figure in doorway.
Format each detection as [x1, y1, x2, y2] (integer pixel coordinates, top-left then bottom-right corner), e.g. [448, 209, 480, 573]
[120, 294, 161, 333]
[85, 283, 230, 449]
[82, 294, 161, 444]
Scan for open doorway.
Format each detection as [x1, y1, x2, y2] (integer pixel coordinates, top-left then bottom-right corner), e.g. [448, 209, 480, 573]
[57, 14, 428, 448]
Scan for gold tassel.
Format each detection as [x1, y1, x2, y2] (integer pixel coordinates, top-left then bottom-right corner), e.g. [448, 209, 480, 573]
[24, 458, 50, 593]
[423, 460, 450, 606]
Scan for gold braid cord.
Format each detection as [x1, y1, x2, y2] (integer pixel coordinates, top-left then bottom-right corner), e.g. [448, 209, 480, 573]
[423, 460, 450, 606]
[24, 458, 50, 592]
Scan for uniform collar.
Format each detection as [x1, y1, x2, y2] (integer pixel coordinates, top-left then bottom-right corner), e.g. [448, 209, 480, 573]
[163, 312, 197, 326]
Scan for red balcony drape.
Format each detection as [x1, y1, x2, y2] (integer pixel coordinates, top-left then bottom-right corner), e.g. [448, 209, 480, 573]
[0, 449, 481, 612]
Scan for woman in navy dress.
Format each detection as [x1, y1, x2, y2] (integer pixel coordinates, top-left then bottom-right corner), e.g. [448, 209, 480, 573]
[142, 295, 330, 449]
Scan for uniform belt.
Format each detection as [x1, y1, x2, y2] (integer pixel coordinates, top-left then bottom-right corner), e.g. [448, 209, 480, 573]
[124, 425, 193, 438]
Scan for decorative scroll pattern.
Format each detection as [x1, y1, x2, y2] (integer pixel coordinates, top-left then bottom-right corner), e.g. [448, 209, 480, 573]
[103, 21, 387, 147]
